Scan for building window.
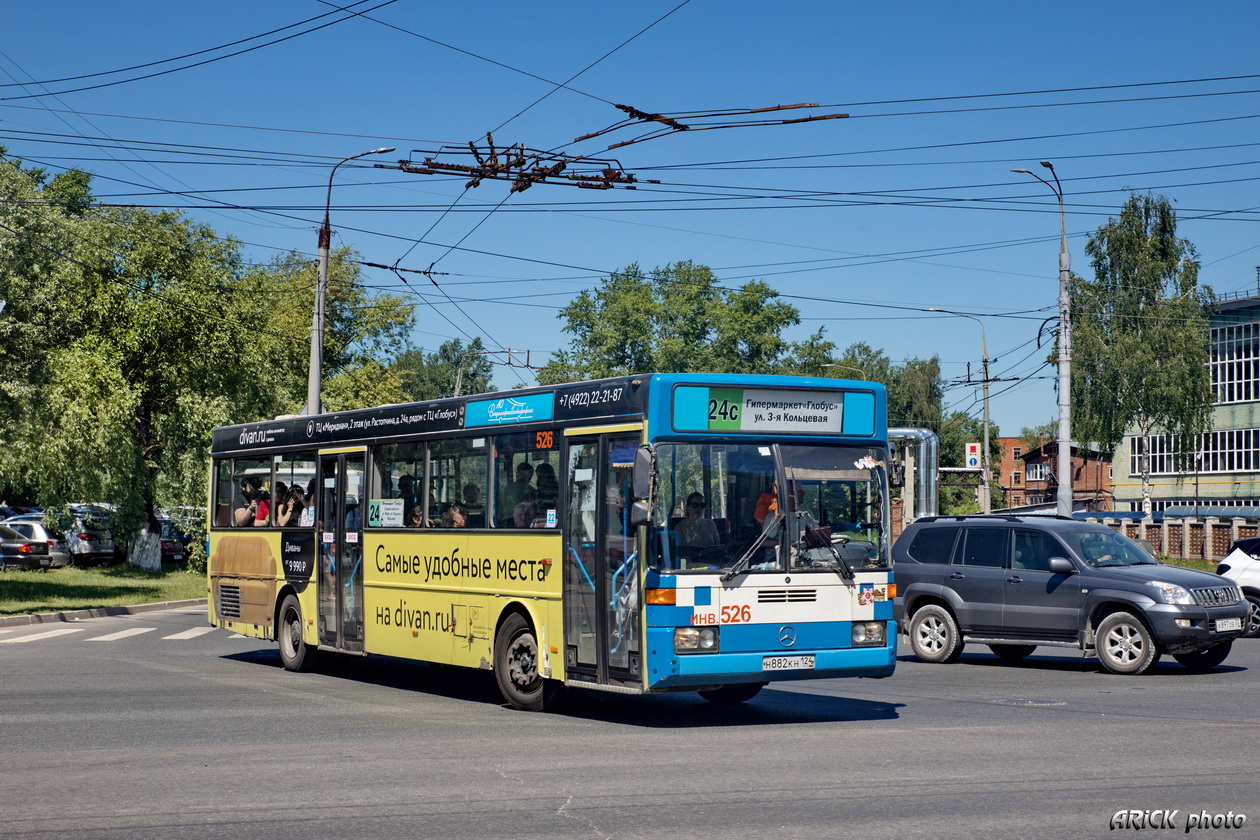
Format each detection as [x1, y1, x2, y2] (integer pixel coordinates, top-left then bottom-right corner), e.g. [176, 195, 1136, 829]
[1011, 471, 1023, 486]
[1129, 429, 1260, 476]
[1210, 322, 1260, 404]
[1026, 463, 1048, 481]
[1012, 446, 1022, 461]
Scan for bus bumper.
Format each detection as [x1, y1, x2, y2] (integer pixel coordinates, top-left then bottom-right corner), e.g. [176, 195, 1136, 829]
[645, 622, 897, 690]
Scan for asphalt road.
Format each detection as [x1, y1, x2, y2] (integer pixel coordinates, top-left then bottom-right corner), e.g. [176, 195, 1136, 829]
[2, 608, 1256, 840]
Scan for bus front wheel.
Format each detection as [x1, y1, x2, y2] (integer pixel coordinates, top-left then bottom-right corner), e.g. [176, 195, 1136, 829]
[278, 594, 317, 672]
[494, 612, 562, 711]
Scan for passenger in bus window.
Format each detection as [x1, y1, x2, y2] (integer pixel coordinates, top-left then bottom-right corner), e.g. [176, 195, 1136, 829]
[276, 485, 305, 527]
[513, 501, 537, 528]
[676, 492, 719, 550]
[462, 484, 485, 527]
[503, 461, 535, 513]
[407, 504, 425, 529]
[441, 504, 467, 528]
[534, 462, 558, 509]
[232, 476, 263, 527]
[396, 473, 421, 513]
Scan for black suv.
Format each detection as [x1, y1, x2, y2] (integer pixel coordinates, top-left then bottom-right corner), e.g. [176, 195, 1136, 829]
[893, 515, 1248, 674]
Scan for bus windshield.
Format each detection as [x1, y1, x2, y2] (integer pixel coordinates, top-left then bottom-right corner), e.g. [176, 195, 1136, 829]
[648, 442, 890, 574]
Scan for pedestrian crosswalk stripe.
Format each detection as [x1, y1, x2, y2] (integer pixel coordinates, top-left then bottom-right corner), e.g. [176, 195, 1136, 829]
[0, 628, 84, 644]
[162, 626, 216, 640]
[88, 627, 158, 642]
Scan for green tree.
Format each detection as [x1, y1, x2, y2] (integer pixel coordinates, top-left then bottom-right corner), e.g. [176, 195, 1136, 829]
[254, 248, 414, 412]
[0, 163, 418, 563]
[537, 261, 833, 383]
[1019, 421, 1057, 453]
[1072, 192, 1213, 513]
[393, 337, 495, 401]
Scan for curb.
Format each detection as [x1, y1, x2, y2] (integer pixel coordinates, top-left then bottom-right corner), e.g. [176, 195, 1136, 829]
[0, 599, 208, 627]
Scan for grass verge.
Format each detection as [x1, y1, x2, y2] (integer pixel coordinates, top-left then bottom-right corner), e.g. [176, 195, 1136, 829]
[0, 563, 206, 617]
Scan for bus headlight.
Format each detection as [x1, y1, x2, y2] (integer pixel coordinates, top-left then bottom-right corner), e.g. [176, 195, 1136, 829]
[852, 622, 886, 646]
[675, 626, 719, 653]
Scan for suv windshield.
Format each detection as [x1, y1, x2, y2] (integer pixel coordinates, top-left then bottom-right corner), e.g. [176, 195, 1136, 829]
[1061, 528, 1158, 567]
[646, 442, 890, 574]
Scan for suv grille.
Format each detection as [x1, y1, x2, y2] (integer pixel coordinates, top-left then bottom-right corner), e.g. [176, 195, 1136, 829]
[1192, 586, 1240, 607]
[218, 585, 241, 618]
[758, 589, 817, 603]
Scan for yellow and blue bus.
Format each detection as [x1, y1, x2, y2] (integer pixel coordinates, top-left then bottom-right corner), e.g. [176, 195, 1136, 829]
[207, 373, 896, 710]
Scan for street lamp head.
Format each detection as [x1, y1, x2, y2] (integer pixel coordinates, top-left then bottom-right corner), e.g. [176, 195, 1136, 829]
[372, 146, 396, 155]
[1039, 160, 1055, 171]
[1010, 168, 1032, 175]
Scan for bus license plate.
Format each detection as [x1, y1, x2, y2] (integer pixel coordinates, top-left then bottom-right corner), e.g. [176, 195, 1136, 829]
[1216, 618, 1242, 632]
[762, 655, 815, 671]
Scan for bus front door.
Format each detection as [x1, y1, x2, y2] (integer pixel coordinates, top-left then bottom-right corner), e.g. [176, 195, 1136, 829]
[317, 452, 366, 652]
[562, 433, 641, 689]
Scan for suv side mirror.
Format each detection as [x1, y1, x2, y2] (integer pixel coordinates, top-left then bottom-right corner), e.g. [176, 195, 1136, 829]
[1048, 556, 1075, 575]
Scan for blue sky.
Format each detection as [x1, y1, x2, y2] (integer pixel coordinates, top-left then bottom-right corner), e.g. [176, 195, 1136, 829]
[4, 1, 1259, 445]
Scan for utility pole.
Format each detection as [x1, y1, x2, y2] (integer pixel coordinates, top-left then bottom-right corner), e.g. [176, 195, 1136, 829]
[1012, 162, 1072, 516]
[306, 146, 395, 416]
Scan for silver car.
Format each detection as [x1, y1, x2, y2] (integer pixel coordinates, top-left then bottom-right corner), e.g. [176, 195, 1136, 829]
[61, 506, 116, 565]
[2, 517, 72, 567]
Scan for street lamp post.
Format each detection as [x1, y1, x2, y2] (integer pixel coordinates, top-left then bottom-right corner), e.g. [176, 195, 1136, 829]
[1012, 161, 1072, 517]
[306, 146, 396, 416]
[928, 308, 991, 514]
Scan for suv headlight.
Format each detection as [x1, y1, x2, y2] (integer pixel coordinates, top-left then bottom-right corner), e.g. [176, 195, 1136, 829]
[1146, 580, 1195, 605]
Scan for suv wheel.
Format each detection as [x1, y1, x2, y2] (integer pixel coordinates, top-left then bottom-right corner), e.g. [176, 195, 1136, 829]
[1173, 641, 1232, 672]
[1243, 594, 1260, 639]
[908, 604, 963, 664]
[1096, 612, 1160, 675]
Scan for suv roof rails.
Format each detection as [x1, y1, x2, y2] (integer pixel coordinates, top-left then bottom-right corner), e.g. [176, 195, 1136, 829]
[914, 513, 1078, 523]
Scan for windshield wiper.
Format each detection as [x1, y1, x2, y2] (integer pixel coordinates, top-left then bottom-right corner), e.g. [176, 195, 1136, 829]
[723, 511, 782, 582]
[797, 510, 854, 580]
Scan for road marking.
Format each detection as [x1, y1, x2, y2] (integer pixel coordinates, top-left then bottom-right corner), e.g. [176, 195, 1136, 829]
[88, 627, 158, 642]
[0, 628, 85, 644]
[162, 626, 217, 640]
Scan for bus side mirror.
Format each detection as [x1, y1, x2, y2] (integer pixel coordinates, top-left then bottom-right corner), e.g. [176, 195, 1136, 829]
[632, 445, 654, 501]
[630, 500, 651, 527]
[630, 445, 655, 528]
[889, 464, 905, 488]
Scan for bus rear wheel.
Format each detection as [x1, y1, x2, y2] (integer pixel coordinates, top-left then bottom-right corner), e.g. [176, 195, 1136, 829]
[494, 612, 561, 711]
[278, 594, 316, 672]
[698, 683, 765, 704]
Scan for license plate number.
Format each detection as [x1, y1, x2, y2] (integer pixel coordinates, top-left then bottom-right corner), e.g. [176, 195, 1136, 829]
[1216, 618, 1242, 632]
[762, 655, 815, 671]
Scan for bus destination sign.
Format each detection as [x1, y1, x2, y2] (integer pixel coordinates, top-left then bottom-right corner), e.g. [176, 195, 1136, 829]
[673, 386, 868, 435]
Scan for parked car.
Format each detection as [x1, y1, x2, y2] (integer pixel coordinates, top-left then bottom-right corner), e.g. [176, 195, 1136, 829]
[0, 523, 50, 570]
[1216, 537, 1260, 638]
[1, 517, 71, 567]
[894, 515, 1248, 674]
[157, 518, 191, 564]
[60, 506, 116, 565]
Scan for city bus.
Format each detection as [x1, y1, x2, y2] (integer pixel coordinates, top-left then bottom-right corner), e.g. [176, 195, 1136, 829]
[207, 373, 896, 710]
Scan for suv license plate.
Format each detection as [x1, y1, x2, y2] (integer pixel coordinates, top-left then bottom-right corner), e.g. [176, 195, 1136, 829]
[763, 655, 815, 671]
[1216, 618, 1243, 632]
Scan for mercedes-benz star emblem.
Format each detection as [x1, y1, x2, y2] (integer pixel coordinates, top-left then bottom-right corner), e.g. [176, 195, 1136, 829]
[778, 625, 797, 647]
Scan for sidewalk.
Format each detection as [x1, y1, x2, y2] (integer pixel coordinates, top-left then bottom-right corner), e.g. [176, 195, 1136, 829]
[0, 598, 208, 628]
